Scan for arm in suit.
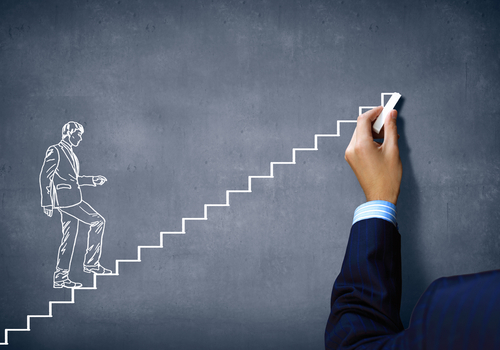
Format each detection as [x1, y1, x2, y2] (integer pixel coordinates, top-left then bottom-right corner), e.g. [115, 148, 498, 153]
[329, 105, 500, 349]
[79, 175, 107, 186]
[326, 215, 500, 350]
[39, 145, 59, 208]
[79, 175, 96, 186]
[325, 217, 405, 349]
[325, 106, 406, 348]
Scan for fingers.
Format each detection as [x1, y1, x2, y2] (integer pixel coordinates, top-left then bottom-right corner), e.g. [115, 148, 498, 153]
[94, 175, 107, 185]
[346, 125, 357, 159]
[383, 110, 399, 148]
[374, 129, 384, 139]
[346, 106, 382, 161]
[356, 106, 383, 143]
[344, 106, 403, 205]
[346, 106, 399, 162]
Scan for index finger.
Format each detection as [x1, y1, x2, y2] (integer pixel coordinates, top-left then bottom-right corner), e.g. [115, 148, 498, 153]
[356, 106, 383, 143]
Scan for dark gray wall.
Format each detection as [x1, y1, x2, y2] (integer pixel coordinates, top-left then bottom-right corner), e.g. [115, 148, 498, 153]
[1, 0, 500, 349]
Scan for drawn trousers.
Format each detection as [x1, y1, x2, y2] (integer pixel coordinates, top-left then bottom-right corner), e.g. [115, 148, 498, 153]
[55, 200, 106, 275]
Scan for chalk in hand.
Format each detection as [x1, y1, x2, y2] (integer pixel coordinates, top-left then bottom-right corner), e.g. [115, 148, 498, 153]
[372, 92, 401, 134]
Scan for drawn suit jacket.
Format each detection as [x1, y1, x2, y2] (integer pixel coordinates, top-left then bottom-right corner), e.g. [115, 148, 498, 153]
[325, 218, 500, 349]
[39, 141, 95, 209]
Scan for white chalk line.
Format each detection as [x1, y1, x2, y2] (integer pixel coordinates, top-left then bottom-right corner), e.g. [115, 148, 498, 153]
[1, 275, 100, 346]
[1, 119, 358, 346]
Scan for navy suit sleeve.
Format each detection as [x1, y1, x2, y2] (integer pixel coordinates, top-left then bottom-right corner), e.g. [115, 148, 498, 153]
[39, 145, 59, 208]
[325, 218, 405, 349]
[325, 218, 500, 350]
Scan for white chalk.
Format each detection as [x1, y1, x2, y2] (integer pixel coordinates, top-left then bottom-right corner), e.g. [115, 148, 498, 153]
[372, 92, 401, 134]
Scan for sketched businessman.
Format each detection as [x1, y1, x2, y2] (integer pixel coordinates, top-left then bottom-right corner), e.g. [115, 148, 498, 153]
[39, 121, 112, 289]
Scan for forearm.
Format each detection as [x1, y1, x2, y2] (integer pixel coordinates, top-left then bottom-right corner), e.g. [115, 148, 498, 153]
[79, 175, 96, 186]
[326, 209, 404, 349]
[326, 105, 405, 348]
[332, 219, 403, 323]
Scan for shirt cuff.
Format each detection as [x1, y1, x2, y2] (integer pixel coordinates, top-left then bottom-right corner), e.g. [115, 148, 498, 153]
[352, 200, 398, 229]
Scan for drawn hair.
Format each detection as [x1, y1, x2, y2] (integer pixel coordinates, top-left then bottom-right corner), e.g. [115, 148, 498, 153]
[61, 121, 84, 138]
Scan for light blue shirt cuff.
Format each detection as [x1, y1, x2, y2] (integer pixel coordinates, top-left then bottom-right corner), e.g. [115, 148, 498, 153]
[352, 200, 398, 229]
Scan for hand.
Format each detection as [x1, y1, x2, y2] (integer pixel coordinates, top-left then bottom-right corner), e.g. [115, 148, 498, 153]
[43, 207, 53, 217]
[345, 106, 402, 205]
[93, 175, 107, 186]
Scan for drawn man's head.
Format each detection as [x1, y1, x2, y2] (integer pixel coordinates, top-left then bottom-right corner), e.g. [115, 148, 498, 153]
[62, 121, 84, 147]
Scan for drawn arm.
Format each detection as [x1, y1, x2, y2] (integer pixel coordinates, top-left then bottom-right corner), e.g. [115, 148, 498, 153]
[79, 175, 107, 186]
[39, 146, 59, 217]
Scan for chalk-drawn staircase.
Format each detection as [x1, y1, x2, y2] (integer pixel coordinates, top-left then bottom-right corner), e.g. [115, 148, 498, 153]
[1, 94, 392, 346]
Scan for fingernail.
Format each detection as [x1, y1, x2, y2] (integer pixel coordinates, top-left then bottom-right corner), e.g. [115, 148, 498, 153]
[391, 110, 397, 119]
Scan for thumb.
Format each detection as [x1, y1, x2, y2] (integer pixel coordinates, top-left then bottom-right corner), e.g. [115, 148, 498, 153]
[383, 110, 399, 148]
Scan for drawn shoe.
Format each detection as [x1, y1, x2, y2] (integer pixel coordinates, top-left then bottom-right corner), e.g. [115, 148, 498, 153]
[83, 263, 112, 274]
[53, 279, 82, 289]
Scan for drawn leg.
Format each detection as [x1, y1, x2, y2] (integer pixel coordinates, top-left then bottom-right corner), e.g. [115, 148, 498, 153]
[82, 204, 105, 268]
[53, 209, 82, 288]
[61, 201, 111, 274]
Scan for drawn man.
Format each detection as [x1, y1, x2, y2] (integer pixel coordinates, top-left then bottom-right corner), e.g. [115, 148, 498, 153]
[39, 121, 112, 289]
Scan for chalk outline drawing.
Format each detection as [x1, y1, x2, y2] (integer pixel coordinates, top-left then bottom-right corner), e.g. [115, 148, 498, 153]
[39, 121, 112, 290]
[0, 93, 398, 345]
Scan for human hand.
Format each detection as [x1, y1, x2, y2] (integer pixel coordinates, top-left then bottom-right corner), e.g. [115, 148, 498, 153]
[93, 175, 107, 186]
[344, 106, 402, 205]
[43, 206, 53, 217]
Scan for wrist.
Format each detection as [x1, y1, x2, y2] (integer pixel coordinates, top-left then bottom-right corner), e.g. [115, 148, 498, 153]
[365, 188, 400, 206]
[365, 195, 398, 206]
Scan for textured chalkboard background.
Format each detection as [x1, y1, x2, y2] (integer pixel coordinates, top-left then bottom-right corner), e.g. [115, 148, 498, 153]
[1, 0, 499, 349]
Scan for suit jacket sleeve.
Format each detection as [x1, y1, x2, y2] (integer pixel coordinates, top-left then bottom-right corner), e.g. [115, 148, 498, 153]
[325, 218, 500, 350]
[325, 218, 405, 349]
[39, 145, 59, 208]
[78, 175, 96, 186]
